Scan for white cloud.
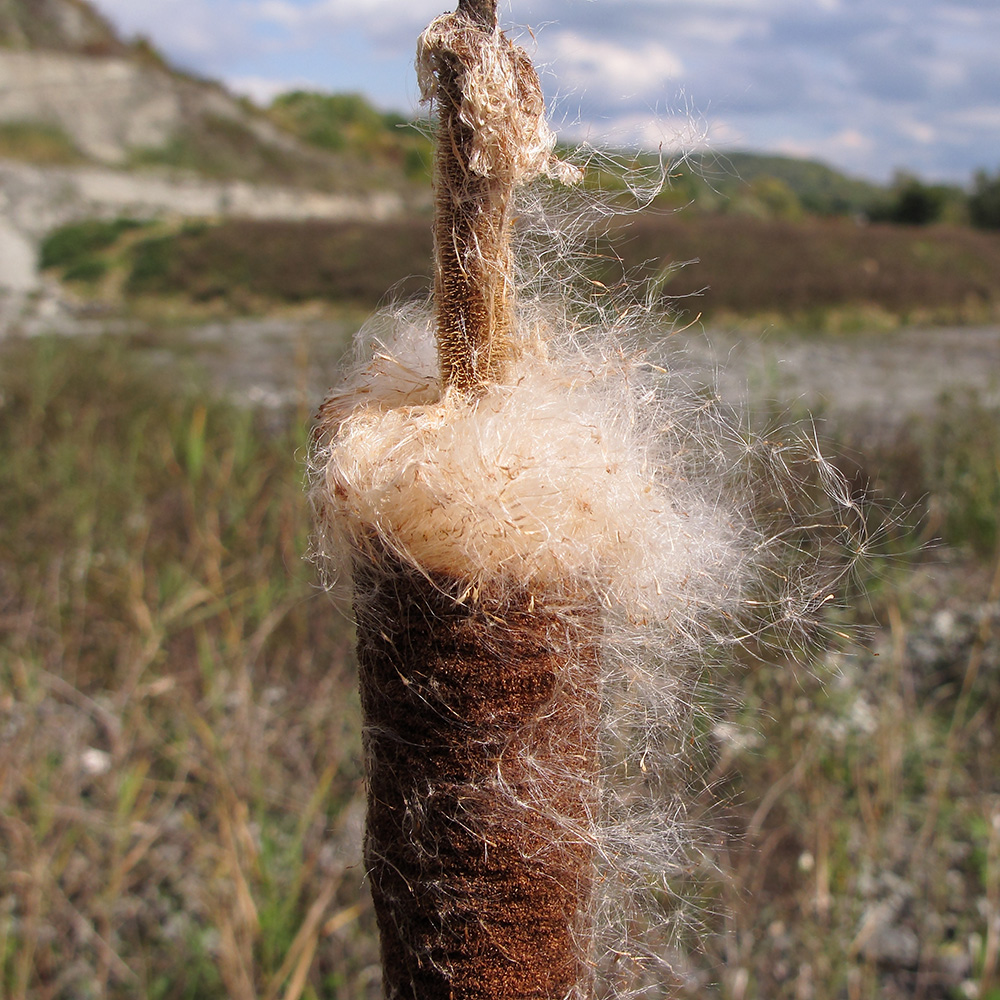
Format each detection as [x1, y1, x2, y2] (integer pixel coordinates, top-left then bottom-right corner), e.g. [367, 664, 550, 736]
[86, 0, 1000, 181]
[897, 119, 936, 145]
[955, 106, 1000, 130]
[546, 31, 684, 99]
[226, 74, 305, 104]
[563, 109, 715, 152]
[92, 0, 248, 62]
[246, 0, 438, 34]
[670, 14, 766, 45]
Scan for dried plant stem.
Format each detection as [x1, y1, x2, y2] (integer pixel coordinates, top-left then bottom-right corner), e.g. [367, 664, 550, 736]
[348, 3, 603, 996]
[433, 0, 513, 390]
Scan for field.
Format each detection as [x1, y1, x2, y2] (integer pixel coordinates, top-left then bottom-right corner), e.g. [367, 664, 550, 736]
[4, 224, 1000, 998]
[2, 317, 999, 999]
[41, 213, 1000, 330]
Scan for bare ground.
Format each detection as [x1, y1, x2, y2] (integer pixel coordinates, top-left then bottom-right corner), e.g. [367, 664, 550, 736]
[111, 317, 1000, 431]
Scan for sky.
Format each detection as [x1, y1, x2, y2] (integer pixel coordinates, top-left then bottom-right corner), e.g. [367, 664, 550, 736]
[87, 0, 1000, 184]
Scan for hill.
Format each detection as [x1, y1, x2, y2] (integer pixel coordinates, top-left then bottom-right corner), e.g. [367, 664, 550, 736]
[0, 0, 124, 54]
[687, 150, 886, 216]
[0, 0, 425, 194]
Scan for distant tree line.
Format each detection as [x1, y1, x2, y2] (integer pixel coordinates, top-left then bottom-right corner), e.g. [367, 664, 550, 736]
[867, 169, 1000, 229]
[968, 169, 1000, 229]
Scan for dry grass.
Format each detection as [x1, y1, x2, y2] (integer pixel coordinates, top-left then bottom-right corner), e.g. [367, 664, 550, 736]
[0, 337, 377, 999]
[602, 214, 1000, 329]
[2, 332, 998, 998]
[40, 213, 1000, 328]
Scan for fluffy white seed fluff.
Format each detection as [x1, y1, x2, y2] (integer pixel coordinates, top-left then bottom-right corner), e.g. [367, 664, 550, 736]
[310, 19, 864, 986]
[311, 302, 750, 639]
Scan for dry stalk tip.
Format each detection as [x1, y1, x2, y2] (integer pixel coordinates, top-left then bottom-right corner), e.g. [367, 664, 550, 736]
[419, 0, 578, 391]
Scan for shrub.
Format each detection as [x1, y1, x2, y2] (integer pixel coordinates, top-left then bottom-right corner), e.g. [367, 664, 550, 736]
[39, 218, 146, 272]
[969, 168, 1000, 230]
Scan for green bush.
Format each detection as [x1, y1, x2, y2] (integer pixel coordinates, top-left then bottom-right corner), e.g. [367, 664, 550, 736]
[969, 168, 1000, 230]
[39, 218, 146, 272]
[126, 233, 177, 292]
[269, 91, 391, 152]
[63, 256, 109, 283]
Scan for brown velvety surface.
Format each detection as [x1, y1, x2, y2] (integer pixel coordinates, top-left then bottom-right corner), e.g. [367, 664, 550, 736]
[431, 45, 515, 391]
[354, 557, 600, 999]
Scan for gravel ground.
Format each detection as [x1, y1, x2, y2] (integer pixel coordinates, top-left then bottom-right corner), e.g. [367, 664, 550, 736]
[170, 318, 1000, 428]
[692, 323, 1000, 425]
[4, 285, 998, 424]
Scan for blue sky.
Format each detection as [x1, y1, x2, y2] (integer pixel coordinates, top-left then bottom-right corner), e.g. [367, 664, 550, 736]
[88, 0, 1000, 184]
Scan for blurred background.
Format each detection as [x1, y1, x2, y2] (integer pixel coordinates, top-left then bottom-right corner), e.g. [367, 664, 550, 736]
[1, 1, 999, 998]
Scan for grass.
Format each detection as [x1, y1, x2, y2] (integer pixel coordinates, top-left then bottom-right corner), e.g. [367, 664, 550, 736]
[0, 337, 377, 999]
[128, 113, 342, 191]
[126, 109, 428, 195]
[265, 91, 432, 182]
[601, 214, 1000, 329]
[682, 542, 1000, 1000]
[123, 219, 433, 311]
[39, 218, 149, 280]
[0, 121, 82, 164]
[1, 332, 998, 998]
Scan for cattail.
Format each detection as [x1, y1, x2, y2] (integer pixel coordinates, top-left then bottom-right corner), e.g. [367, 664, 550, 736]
[317, 4, 601, 995]
[309, 2, 861, 997]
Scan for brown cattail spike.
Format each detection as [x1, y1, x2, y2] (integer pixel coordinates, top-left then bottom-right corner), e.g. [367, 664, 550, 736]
[458, 0, 498, 30]
[355, 553, 599, 999]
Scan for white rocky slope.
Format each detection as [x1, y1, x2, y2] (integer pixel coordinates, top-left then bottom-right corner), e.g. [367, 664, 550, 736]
[0, 1, 413, 312]
[0, 154, 408, 332]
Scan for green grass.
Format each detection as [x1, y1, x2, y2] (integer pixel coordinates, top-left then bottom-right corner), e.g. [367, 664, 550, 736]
[266, 91, 432, 182]
[128, 113, 341, 190]
[39, 218, 149, 279]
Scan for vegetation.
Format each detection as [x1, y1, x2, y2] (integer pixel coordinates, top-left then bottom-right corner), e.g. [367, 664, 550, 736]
[127, 112, 348, 191]
[123, 218, 432, 309]
[0, 336, 373, 1000]
[267, 91, 432, 181]
[684, 150, 887, 217]
[0, 120, 81, 164]
[865, 172, 968, 227]
[0, 0, 125, 55]
[2, 327, 998, 999]
[39, 217, 148, 282]
[602, 214, 1000, 328]
[970, 169, 1000, 230]
[38, 211, 1000, 327]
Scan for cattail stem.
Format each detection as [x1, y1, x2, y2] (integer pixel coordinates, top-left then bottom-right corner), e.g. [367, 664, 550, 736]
[431, 0, 513, 390]
[345, 4, 602, 997]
